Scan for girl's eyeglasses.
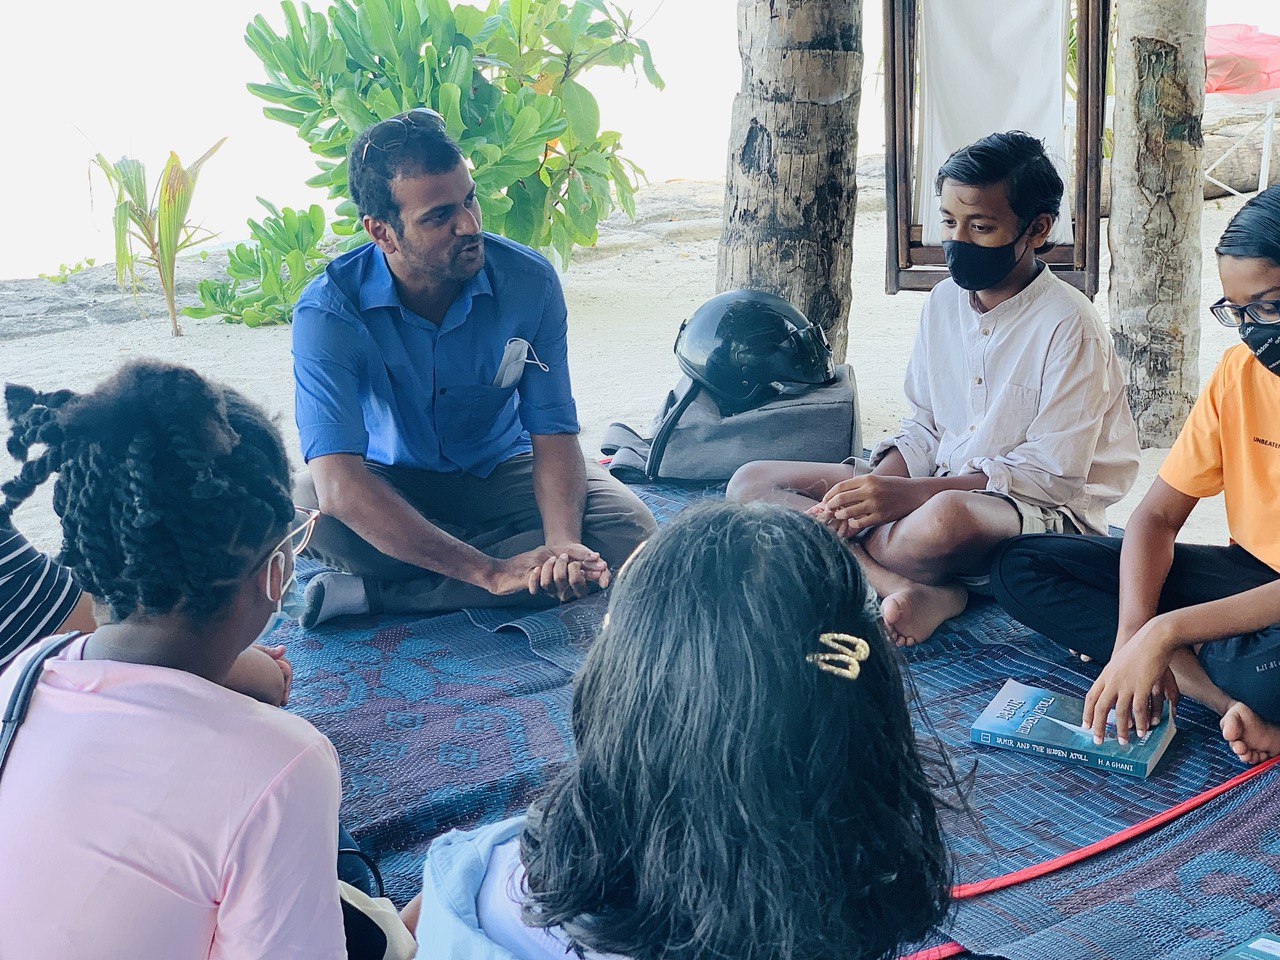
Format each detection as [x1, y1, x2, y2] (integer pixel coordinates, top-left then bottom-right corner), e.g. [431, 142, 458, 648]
[1211, 296, 1280, 327]
[359, 108, 447, 163]
[269, 506, 320, 559]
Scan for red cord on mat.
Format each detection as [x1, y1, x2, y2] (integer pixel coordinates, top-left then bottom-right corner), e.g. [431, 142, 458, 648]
[898, 755, 1280, 960]
[952, 753, 1280, 899]
[900, 942, 967, 960]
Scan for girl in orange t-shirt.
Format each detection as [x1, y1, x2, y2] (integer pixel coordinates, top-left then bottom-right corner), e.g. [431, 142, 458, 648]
[992, 186, 1280, 765]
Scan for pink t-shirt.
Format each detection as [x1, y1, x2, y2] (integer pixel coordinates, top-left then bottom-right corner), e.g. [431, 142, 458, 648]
[0, 635, 346, 960]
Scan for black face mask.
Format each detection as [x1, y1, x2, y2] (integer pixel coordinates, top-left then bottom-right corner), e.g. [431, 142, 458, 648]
[1240, 321, 1280, 375]
[942, 225, 1032, 292]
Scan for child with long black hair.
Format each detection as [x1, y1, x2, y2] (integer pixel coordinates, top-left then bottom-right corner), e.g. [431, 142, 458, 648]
[994, 185, 1280, 764]
[415, 501, 954, 960]
[0, 362, 404, 958]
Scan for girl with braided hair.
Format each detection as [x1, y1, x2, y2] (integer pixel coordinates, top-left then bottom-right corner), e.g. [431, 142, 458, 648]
[0, 361, 372, 959]
[0, 380, 297, 703]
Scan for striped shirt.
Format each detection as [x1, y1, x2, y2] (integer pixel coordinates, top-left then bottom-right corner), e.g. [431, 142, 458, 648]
[0, 523, 81, 666]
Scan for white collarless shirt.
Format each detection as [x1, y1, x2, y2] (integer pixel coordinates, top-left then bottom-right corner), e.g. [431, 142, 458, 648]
[872, 265, 1139, 535]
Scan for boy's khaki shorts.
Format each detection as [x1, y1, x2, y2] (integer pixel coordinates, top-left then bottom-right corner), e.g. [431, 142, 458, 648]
[841, 457, 1078, 592]
[960, 491, 1079, 593]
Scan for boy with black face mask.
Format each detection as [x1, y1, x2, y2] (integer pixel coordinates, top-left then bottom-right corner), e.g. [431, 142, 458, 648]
[729, 131, 1139, 646]
[994, 186, 1280, 765]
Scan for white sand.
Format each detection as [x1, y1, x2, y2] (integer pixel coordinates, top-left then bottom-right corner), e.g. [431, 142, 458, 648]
[1, 180, 1248, 555]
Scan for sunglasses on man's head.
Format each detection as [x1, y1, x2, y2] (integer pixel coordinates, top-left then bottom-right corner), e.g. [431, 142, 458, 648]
[1211, 296, 1280, 327]
[359, 108, 447, 163]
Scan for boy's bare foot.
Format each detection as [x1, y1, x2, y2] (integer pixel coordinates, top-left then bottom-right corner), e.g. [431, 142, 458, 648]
[1220, 701, 1280, 765]
[882, 583, 967, 647]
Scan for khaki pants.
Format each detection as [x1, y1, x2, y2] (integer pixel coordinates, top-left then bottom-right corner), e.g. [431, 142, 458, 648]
[294, 454, 656, 614]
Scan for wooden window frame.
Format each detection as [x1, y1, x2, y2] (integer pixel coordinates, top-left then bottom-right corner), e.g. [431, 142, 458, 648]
[883, 0, 1110, 296]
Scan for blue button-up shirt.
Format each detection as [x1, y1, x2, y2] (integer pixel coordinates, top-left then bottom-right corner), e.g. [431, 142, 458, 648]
[291, 234, 579, 477]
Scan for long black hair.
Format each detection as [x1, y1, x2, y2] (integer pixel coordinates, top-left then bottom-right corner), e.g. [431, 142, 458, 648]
[2, 361, 293, 621]
[520, 501, 953, 960]
[1216, 184, 1280, 264]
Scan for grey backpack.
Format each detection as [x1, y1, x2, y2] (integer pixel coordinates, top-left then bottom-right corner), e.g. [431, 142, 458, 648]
[601, 364, 862, 483]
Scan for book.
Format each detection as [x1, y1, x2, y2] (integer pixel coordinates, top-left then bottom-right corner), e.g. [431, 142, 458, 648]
[970, 679, 1176, 779]
[1215, 934, 1280, 959]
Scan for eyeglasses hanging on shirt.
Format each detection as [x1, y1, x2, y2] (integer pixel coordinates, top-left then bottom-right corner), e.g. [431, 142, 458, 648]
[492, 338, 550, 389]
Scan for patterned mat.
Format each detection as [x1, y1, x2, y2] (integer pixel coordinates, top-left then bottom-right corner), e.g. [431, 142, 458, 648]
[948, 764, 1280, 960]
[279, 481, 1274, 957]
[277, 606, 574, 902]
[901, 599, 1245, 884]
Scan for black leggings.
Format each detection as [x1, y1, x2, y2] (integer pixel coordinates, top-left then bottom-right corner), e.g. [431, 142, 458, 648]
[991, 534, 1280, 723]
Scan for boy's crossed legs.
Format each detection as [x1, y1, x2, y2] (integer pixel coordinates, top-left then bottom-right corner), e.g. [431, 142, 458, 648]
[728, 460, 1026, 644]
[993, 535, 1280, 764]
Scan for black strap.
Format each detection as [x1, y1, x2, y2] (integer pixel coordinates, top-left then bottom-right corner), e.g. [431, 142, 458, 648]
[644, 381, 700, 481]
[0, 632, 80, 782]
[337, 846, 386, 900]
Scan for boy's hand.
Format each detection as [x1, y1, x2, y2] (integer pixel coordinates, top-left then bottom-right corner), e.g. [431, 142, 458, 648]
[816, 475, 930, 532]
[806, 503, 857, 539]
[1082, 616, 1180, 745]
[225, 644, 293, 707]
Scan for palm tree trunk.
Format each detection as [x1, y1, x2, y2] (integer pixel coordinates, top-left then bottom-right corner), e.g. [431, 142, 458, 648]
[1108, 0, 1206, 446]
[717, 0, 862, 362]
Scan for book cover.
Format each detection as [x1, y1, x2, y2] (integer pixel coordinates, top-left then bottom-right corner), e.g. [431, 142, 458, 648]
[970, 679, 1176, 779]
[1215, 934, 1280, 959]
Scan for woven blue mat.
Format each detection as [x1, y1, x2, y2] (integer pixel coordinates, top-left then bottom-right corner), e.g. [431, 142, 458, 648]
[278, 481, 720, 902]
[949, 765, 1280, 960]
[277, 481, 1279, 956]
[275, 606, 573, 903]
[901, 600, 1245, 884]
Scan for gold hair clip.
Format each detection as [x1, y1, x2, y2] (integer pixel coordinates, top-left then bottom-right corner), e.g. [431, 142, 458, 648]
[807, 632, 871, 680]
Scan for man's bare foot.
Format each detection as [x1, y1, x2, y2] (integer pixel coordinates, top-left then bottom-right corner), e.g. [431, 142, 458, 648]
[1220, 701, 1280, 765]
[882, 583, 968, 647]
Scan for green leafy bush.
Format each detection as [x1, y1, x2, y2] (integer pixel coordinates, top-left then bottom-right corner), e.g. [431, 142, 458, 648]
[245, 0, 662, 265]
[39, 258, 95, 283]
[184, 199, 329, 327]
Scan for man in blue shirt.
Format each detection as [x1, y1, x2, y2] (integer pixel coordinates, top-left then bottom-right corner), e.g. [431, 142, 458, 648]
[292, 110, 655, 626]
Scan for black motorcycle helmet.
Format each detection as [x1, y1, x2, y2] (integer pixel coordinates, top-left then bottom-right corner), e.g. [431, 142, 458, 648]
[674, 289, 836, 414]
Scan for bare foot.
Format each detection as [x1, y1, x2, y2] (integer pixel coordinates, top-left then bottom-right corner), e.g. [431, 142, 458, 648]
[882, 583, 968, 647]
[1220, 701, 1280, 765]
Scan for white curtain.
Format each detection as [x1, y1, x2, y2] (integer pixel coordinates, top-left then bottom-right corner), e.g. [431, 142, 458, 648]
[913, 0, 1075, 246]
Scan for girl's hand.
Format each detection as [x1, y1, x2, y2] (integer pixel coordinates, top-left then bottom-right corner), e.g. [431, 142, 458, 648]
[224, 644, 292, 707]
[1082, 616, 1180, 745]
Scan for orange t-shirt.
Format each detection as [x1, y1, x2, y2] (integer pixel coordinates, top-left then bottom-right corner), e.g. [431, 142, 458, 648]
[1159, 343, 1280, 571]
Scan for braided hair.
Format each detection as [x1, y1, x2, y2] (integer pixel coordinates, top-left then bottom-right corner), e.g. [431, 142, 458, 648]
[2, 361, 294, 621]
